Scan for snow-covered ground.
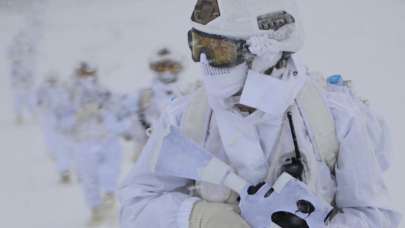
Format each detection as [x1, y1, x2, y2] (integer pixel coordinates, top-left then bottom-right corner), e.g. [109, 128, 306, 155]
[0, 0, 404, 227]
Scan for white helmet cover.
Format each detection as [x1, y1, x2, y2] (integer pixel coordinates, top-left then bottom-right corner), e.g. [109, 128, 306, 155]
[149, 48, 183, 68]
[190, 0, 304, 44]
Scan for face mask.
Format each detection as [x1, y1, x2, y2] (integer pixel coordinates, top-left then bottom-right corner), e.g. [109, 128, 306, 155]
[80, 77, 97, 89]
[200, 54, 248, 99]
[157, 72, 178, 84]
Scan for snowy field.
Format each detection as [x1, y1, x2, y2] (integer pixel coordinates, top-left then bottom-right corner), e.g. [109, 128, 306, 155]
[0, 0, 404, 227]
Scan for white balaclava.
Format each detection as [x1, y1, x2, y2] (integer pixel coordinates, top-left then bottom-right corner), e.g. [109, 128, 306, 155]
[150, 47, 183, 85]
[200, 54, 248, 100]
[156, 72, 178, 84]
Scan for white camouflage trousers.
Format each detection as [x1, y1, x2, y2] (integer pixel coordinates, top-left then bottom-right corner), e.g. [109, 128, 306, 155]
[75, 138, 122, 208]
[12, 88, 35, 120]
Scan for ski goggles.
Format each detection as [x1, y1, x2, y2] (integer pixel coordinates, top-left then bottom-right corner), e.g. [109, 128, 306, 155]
[150, 60, 183, 74]
[188, 28, 250, 68]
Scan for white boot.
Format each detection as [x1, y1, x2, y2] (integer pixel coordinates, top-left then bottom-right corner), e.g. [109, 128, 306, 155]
[87, 206, 105, 227]
[59, 171, 71, 184]
[15, 115, 23, 125]
[102, 193, 116, 209]
[101, 193, 119, 226]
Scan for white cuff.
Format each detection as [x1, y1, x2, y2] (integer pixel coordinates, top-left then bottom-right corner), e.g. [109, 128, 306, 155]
[176, 197, 201, 228]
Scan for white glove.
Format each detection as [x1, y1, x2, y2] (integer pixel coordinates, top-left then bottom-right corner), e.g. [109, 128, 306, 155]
[239, 173, 333, 228]
[190, 201, 250, 228]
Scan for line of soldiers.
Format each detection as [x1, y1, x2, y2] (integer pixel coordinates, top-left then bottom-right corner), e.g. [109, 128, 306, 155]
[12, 48, 193, 227]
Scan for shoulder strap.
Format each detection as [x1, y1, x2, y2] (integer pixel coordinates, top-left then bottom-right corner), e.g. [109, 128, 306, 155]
[137, 88, 154, 130]
[296, 78, 339, 170]
[138, 88, 154, 112]
[180, 88, 212, 145]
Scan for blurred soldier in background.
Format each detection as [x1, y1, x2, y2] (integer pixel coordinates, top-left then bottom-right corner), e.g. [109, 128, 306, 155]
[36, 72, 75, 183]
[7, 31, 38, 124]
[70, 62, 123, 226]
[126, 48, 184, 160]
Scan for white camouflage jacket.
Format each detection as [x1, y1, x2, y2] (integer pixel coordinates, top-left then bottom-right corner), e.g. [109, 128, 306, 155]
[119, 62, 401, 228]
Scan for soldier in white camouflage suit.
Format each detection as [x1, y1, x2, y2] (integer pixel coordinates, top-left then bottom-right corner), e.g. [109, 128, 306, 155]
[70, 62, 123, 226]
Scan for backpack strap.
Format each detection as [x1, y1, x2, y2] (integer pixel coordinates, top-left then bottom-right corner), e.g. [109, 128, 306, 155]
[138, 88, 154, 112]
[138, 88, 154, 130]
[180, 88, 212, 144]
[296, 77, 339, 170]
